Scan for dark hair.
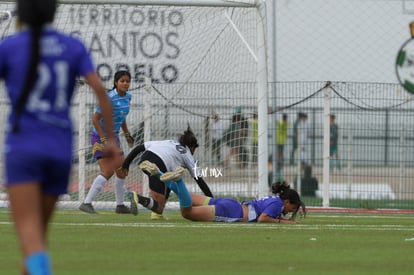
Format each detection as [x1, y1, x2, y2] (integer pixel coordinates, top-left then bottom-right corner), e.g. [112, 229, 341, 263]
[112, 70, 131, 90]
[271, 181, 306, 220]
[13, 0, 57, 132]
[179, 126, 199, 149]
[304, 164, 312, 179]
[18, 0, 56, 26]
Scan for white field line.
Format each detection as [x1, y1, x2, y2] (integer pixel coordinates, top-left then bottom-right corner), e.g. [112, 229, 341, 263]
[308, 214, 414, 219]
[2, 221, 414, 231]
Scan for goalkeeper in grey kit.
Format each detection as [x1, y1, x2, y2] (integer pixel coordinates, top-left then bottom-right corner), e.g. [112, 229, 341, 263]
[118, 127, 213, 219]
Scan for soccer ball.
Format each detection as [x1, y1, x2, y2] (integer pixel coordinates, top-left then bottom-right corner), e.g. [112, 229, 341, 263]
[396, 37, 414, 94]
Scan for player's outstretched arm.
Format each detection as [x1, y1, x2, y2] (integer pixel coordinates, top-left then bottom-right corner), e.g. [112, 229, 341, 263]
[194, 177, 214, 198]
[122, 144, 146, 170]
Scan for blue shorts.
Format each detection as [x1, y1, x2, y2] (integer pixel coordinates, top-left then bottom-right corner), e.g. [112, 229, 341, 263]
[209, 198, 243, 222]
[91, 132, 122, 159]
[5, 152, 71, 195]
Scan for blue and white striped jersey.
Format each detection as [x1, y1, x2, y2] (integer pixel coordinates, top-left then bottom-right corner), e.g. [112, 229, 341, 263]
[92, 88, 131, 136]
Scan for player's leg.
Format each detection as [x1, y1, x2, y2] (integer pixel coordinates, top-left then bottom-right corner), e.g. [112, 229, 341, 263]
[191, 193, 210, 206]
[80, 159, 111, 214]
[160, 168, 192, 208]
[5, 153, 65, 274]
[80, 134, 114, 213]
[79, 133, 119, 214]
[290, 142, 297, 165]
[181, 198, 243, 222]
[114, 155, 131, 214]
[334, 147, 341, 169]
[8, 183, 52, 275]
[138, 156, 173, 218]
[180, 204, 215, 221]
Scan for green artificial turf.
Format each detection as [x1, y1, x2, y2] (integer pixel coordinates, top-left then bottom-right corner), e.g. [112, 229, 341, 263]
[0, 210, 413, 274]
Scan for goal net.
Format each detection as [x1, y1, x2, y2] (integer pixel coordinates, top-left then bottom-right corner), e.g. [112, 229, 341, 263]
[0, 1, 265, 210]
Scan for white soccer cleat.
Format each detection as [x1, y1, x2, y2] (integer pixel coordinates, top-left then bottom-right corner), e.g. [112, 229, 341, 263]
[139, 160, 161, 176]
[160, 167, 186, 182]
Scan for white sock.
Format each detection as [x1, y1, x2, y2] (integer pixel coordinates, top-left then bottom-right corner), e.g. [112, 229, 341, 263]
[147, 199, 154, 209]
[114, 176, 126, 206]
[84, 175, 107, 204]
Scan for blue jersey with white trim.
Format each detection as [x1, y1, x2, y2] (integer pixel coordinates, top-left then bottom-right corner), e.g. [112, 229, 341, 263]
[248, 195, 284, 220]
[92, 88, 131, 136]
[0, 27, 95, 157]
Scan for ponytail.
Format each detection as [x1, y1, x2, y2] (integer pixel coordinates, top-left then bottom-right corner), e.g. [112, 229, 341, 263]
[271, 181, 307, 220]
[13, 0, 57, 132]
[270, 181, 290, 195]
[179, 125, 199, 149]
[13, 26, 42, 132]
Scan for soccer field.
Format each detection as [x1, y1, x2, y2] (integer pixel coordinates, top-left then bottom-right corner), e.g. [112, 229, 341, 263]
[0, 210, 413, 275]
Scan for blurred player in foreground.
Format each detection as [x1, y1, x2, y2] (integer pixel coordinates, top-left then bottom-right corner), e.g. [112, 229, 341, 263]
[0, 0, 118, 273]
[119, 127, 213, 220]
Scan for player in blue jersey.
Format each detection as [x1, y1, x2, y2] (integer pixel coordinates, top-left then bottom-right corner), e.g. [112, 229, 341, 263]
[139, 160, 305, 223]
[183, 182, 306, 223]
[79, 70, 135, 214]
[0, 0, 118, 274]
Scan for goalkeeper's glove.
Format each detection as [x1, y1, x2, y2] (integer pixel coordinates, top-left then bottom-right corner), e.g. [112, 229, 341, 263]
[124, 132, 134, 148]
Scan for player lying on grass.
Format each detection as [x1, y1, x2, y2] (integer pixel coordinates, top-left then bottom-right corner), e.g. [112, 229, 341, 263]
[131, 161, 306, 223]
[118, 126, 213, 219]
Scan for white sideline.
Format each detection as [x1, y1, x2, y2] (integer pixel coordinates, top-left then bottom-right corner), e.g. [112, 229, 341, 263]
[0, 192, 181, 210]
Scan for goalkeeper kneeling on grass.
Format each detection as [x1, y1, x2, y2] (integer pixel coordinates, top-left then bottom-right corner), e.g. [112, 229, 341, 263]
[135, 161, 305, 223]
[118, 126, 213, 220]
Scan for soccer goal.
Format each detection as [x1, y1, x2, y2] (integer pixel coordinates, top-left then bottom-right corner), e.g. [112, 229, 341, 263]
[0, 0, 269, 210]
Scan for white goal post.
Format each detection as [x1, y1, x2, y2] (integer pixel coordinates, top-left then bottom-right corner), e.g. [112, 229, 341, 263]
[0, 0, 269, 209]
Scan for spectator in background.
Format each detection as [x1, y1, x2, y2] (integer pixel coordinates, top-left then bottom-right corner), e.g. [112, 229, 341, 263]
[224, 113, 241, 167]
[330, 114, 341, 170]
[290, 112, 302, 165]
[251, 112, 258, 163]
[299, 113, 309, 165]
[300, 165, 319, 197]
[224, 107, 248, 168]
[238, 108, 249, 167]
[276, 113, 288, 179]
[210, 114, 225, 164]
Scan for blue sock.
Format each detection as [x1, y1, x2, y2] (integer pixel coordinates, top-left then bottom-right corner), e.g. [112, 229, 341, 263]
[175, 178, 192, 208]
[164, 179, 179, 194]
[161, 177, 191, 207]
[26, 251, 51, 275]
[156, 172, 179, 193]
[157, 172, 191, 207]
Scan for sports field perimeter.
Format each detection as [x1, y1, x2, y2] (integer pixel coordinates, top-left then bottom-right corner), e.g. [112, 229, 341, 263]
[0, 209, 413, 275]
